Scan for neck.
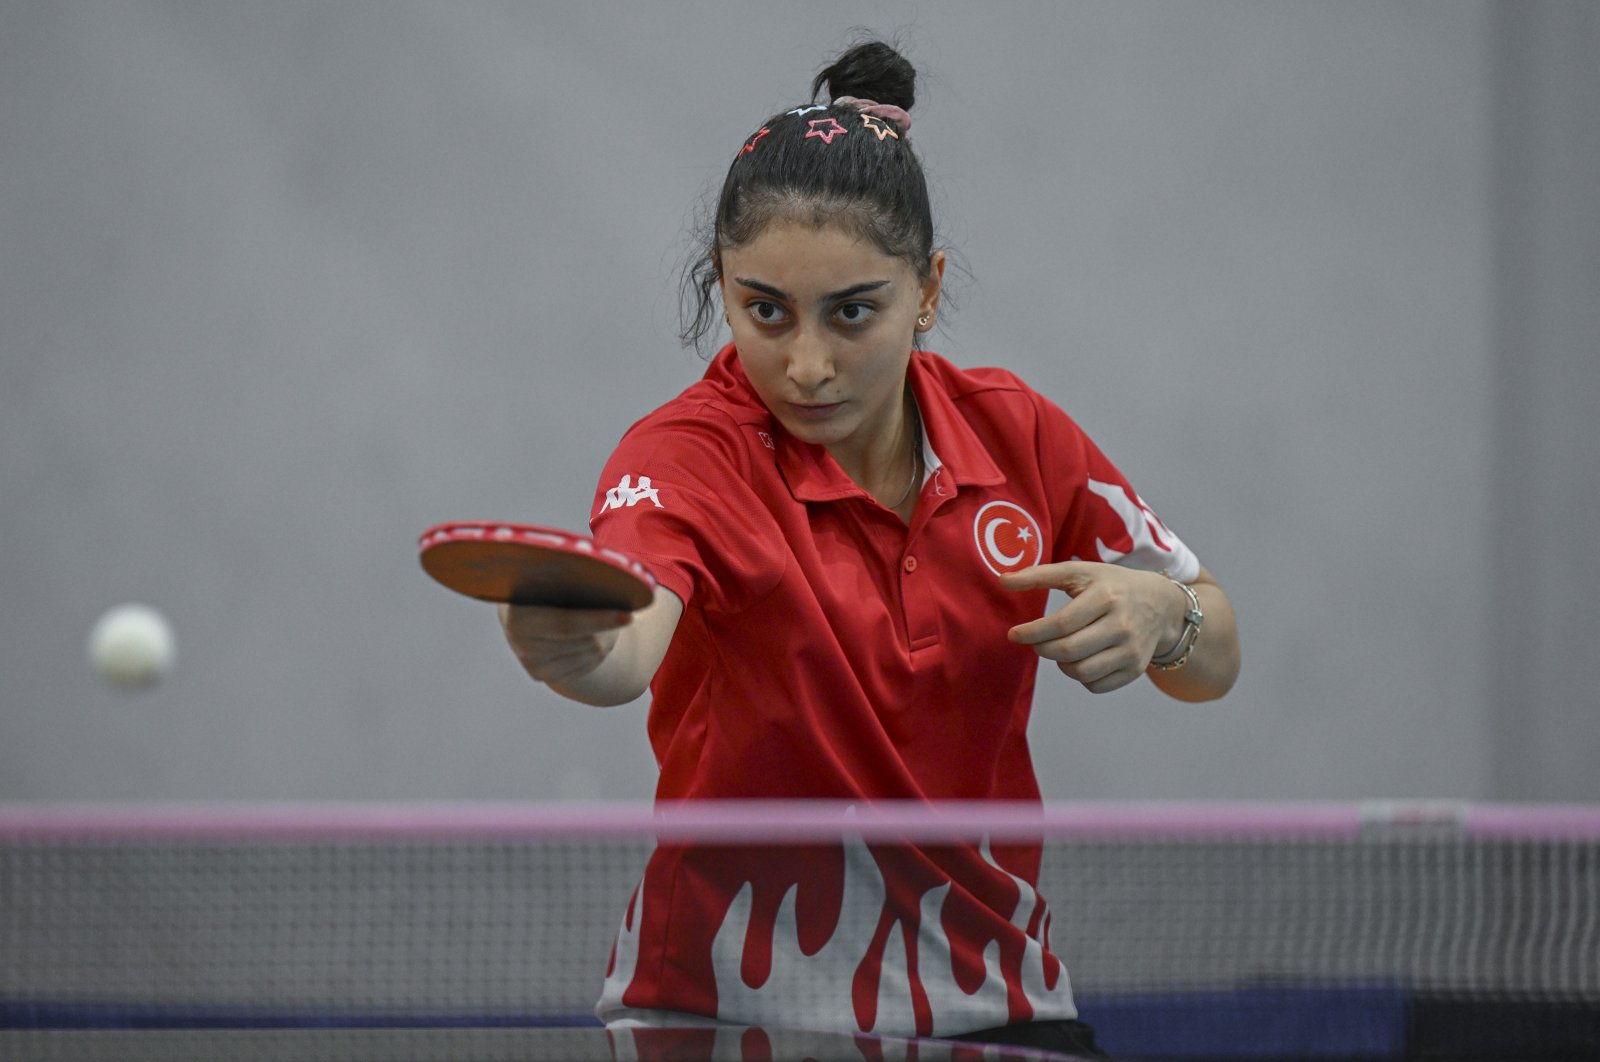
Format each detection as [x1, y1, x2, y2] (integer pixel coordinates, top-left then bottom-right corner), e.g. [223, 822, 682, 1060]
[843, 388, 920, 510]
[886, 407, 923, 511]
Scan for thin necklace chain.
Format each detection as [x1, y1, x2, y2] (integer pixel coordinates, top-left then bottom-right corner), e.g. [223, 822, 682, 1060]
[888, 405, 923, 509]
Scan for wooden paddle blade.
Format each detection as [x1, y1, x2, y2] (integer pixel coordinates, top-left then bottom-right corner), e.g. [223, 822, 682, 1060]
[418, 524, 656, 610]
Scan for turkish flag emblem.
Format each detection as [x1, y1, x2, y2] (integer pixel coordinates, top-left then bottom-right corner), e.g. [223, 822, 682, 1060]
[973, 501, 1045, 576]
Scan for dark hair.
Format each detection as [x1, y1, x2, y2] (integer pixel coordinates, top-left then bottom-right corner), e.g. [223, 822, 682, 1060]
[679, 41, 938, 354]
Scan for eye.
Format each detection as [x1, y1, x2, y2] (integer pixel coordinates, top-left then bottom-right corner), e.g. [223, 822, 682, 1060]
[835, 302, 876, 326]
[746, 300, 787, 325]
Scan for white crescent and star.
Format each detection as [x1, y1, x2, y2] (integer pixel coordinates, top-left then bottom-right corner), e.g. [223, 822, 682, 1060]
[984, 518, 1032, 566]
[974, 501, 1044, 575]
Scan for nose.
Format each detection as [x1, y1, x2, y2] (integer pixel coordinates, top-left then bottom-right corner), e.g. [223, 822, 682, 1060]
[785, 328, 835, 392]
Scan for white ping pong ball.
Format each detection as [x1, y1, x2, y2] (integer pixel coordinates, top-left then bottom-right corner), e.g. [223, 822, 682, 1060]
[88, 604, 176, 691]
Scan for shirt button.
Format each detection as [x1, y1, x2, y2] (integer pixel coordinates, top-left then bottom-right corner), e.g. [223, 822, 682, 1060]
[903, 555, 918, 573]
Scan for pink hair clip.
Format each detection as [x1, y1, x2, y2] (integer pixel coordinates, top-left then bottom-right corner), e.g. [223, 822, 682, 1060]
[832, 96, 911, 134]
[804, 117, 849, 145]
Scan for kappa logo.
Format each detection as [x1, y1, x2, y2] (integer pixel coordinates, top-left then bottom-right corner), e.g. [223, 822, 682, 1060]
[599, 474, 663, 514]
[974, 500, 1044, 576]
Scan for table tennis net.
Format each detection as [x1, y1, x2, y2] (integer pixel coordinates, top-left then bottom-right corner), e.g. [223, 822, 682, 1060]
[3, 801, 1597, 1057]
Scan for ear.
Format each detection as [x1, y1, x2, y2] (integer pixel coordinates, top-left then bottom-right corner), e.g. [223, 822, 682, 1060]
[916, 251, 946, 331]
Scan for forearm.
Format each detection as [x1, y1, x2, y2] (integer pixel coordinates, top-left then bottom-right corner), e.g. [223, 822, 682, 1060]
[1147, 573, 1239, 702]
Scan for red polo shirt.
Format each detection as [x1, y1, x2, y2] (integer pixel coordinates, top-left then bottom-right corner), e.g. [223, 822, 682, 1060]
[589, 345, 1198, 1036]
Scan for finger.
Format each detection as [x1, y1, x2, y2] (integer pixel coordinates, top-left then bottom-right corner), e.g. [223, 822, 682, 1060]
[528, 655, 601, 686]
[1057, 647, 1141, 693]
[1075, 662, 1140, 695]
[502, 604, 633, 638]
[1025, 620, 1122, 666]
[998, 561, 1099, 594]
[517, 636, 606, 667]
[1007, 614, 1065, 647]
[1008, 593, 1111, 647]
[519, 637, 614, 682]
[528, 650, 608, 685]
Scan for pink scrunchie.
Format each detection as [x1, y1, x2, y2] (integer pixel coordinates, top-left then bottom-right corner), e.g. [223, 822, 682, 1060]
[832, 95, 912, 134]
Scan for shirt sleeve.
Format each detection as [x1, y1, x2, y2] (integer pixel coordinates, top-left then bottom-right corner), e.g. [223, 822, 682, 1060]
[1035, 392, 1202, 584]
[588, 406, 785, 613]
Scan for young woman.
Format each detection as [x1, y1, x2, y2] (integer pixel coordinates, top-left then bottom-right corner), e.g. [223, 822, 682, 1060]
[501, 40, 1239, 1056]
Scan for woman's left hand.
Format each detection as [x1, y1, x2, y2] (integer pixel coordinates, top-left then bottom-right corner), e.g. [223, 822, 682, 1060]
[1000, 561, 1189, 694]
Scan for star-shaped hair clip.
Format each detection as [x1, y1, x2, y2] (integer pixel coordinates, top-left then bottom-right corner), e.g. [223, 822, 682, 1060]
[804, 117, 849, 145]
[738, 127, 770, 157]
[859, 114, 900, 141]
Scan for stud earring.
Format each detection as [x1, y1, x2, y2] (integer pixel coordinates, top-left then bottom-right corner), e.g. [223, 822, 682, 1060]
[917, 314, 931, 328]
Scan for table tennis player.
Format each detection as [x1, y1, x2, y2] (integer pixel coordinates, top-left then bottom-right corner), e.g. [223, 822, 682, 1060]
[499, 40, 1240, 1057]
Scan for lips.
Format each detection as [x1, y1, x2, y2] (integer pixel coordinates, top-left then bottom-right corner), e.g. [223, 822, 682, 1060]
[787, 402, 844, 421]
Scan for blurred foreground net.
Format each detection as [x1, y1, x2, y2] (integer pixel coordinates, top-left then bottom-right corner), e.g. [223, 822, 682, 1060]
[2, 801, 1596, 1058]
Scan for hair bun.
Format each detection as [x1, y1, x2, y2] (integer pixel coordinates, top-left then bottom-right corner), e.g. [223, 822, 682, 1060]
[811, 41, 916, 111]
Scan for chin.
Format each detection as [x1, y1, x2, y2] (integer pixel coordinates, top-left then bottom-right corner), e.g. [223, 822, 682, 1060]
[779, 422, 841, 447]
[788, 407, 862, 440]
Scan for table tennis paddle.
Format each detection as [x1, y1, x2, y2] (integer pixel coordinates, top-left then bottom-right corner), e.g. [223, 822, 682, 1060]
[418, 522, 657, 610]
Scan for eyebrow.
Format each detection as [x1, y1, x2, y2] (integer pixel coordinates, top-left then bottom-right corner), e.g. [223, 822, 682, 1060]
[731, 278, 892, 302]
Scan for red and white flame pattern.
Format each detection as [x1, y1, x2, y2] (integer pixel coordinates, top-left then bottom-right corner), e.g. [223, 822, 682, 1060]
[1082, 478, 1198, 581]
[598, 834, 1076, 1038]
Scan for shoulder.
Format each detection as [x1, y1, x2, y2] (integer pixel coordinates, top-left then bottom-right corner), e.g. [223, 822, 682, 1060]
[913, 351, 1081, 440]
[598, 343, 777, 502]
[913, 350, 1037, 402]
[612, 348, 772, 471]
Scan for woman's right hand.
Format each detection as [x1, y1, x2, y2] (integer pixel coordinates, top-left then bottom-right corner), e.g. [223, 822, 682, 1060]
[498, 585, 684, 707]
[497, 604, 633, 687]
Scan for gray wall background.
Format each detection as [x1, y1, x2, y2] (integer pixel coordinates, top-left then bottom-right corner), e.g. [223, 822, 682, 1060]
[2, 2, 1596, 803]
